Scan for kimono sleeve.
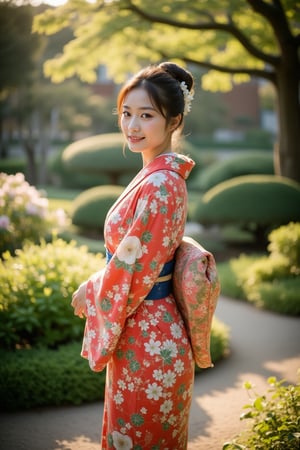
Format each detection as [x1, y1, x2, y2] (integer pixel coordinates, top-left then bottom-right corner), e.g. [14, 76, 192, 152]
[81, 169, 187, 372]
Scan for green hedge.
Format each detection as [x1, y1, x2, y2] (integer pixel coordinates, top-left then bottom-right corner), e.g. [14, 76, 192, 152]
[0, 158, 26, 175]
[189, 151, 274, 192]
[190, 175, 300, 243]
[49, 148, 111, 189]
[218, 223, 300, 315]
[71, 185, 124, 230]
[0, 342, 106, 411]
[62, 133, 141, 185]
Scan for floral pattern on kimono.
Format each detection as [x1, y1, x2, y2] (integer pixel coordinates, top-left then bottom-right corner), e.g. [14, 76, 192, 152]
[81, 153, 196, 449]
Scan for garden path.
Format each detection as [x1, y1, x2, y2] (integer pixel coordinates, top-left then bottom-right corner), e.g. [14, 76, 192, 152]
[0, 295, 299, 450]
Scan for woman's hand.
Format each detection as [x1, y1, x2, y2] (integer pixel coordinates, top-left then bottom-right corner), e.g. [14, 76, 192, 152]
[71, 281, 87, 318]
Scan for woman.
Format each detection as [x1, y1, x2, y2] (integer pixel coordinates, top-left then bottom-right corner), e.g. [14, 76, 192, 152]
[72, 61, 196, 449]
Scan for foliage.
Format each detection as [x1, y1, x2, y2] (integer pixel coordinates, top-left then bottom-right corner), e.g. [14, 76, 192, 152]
[190, 175, 300, 242]
[0, 318, 229, 410]
[71, 185, 124, 231]
[0, 342, 106, 411]
[0, 172, 67, 255]
[49, 148, 111, 189]
[0, 2, 40, 93]
[190, 151, 274, 192]
[0, 238, 105, 349]
[223, 374, 300, 450]
[63, 133, 142, 184]
[217, 223, 300, 315]
[33, 0, 300, 183]
[33, 0, 298, 87]
[268, 222, 300, 274]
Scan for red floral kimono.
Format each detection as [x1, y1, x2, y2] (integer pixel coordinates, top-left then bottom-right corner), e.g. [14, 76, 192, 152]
[82, 153, 195, 449]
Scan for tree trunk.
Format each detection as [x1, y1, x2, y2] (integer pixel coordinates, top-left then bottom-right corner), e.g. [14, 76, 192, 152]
[274, 46, 300, 184]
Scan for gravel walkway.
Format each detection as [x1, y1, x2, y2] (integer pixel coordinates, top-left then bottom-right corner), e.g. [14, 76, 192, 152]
[1, 296, 299, 450]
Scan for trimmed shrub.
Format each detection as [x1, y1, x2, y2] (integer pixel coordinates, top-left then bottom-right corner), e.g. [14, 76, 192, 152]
[218, 223, 300, 315]
[223, 375, 300, 450]
[0, 318, 230, 410]
[49, 148, 111, 189]
[62, 133, 142, 184]
[62, 133, 205, 186]
[0, 238, 105, 349]
[0, 172, 67, 255]
[190, 151, 274, 192]
[190, 175, 300, 242]
[71, 185, 124, 230]
[0, 342, 106, 411]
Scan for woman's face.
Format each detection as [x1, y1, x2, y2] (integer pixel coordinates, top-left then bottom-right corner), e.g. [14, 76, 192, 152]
[120, 87, 178, 165]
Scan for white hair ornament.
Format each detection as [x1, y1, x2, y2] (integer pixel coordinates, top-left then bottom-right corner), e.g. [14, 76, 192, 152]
[180, 81, 194, 115]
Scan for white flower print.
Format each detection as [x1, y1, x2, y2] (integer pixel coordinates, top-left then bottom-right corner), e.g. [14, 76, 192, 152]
[153, 369, 164, 381]
[160, 399, 173, 415]
[174, 359, 184, 375]
[116, 236, 142, 264]
[135, 198, 148, 217]
[111, 431, 133, 450]
[140, 407, 147, 414]
[144, 338, 161, 356]
[114, 391, 124, 405]
[145, 382, 163, 400]
[150, 199, 158, 214]
[127, 382, 134, 392]
[141, 244, 148, 254]
[86, 300, 96, 316]
[170, 323, 182, 339]
[142, 275, 152, 286]
[122, 283, 130, 294]
[168, 414, 177, 425]
[163, 370, 176, 388]
[162, 236, 170, 247]
[138, 320, 149, 332]
[162, 339, 178, 357]
[150, 316, 159, 326]
[117, 379, 126, 390]
[147, 172, 167, 187]
[110, 211, 122, 224]
[111, 323, 122, 336]
[113, 292, 122, 302]
[87, 329, 96, 343]
[155, 189, 168, 203]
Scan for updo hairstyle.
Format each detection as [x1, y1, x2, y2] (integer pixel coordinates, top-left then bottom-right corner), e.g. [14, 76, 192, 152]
[117, 62, 194, 130]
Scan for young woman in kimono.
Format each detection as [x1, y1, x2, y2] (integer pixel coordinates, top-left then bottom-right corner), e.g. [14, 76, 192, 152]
[71, 61, 196, 450]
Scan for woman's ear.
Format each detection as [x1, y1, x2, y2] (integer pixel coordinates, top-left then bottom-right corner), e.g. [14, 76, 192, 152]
[169, 114, 182, 132]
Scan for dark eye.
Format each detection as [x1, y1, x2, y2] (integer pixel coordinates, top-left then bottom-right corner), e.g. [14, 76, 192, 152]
[141, 113, 152, 119]
[122, 111, 130, 117]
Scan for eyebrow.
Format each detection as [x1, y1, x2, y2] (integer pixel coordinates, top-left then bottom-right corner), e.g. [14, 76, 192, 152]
[122, 104, 157, 111]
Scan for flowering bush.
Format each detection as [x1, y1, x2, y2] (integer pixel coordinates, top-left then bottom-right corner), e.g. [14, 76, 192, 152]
[0, 238, 105, 349]
[0, 172, 66, 254]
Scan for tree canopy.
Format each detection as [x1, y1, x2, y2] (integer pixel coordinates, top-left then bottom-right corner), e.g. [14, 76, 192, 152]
[33, 0, 300, 182]
[0, 1, 40, 95]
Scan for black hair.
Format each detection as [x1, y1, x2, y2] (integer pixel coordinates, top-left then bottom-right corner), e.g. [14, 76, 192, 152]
[117, 61, 194, 129]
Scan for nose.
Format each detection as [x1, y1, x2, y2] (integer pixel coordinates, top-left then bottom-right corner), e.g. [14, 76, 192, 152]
[128, 115, 140, 132]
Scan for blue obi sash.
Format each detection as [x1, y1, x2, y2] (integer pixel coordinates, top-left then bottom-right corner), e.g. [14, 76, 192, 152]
[106, 249, 174, 300]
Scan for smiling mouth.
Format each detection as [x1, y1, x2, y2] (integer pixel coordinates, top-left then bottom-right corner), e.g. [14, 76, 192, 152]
[128, 136, 144, 143]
